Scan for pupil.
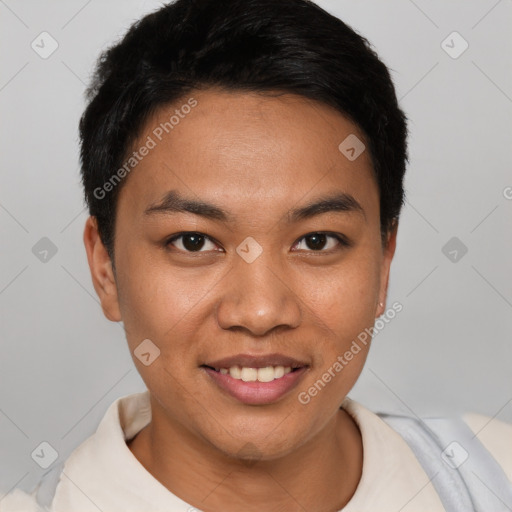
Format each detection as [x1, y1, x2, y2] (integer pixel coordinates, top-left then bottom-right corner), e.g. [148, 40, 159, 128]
[183, 234, 205, 251]
[307, 233, 326, 250]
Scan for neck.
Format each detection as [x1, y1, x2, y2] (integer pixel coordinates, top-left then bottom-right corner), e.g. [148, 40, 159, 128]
[127, 403, 363, 512]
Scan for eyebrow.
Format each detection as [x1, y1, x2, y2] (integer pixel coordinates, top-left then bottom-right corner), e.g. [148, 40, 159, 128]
[144, 190, 365, 223]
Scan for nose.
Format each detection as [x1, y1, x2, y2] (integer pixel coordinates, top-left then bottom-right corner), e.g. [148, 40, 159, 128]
[216, 251, 302, 337]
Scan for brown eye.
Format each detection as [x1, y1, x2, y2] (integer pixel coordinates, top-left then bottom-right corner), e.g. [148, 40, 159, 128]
[166, 232, 220, 252]
[304, 233, 327, 250]
[293, 232, 349, 252]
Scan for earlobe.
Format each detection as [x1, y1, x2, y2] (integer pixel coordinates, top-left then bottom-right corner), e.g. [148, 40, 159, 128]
[83, 216, 122, 322]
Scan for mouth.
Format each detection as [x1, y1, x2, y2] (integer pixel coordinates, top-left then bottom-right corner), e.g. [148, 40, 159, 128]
[201, 364, 303, 382]
[200, 354, 309, 405]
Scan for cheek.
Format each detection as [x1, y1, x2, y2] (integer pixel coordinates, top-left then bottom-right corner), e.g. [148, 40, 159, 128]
[114, 258, 203, 408]
[114, 244, 226, 381]
[304, 252, 381, 339]
[298, 249, 380, 397]
[114, 245, 187, 347]
[116, 241, 187, 322]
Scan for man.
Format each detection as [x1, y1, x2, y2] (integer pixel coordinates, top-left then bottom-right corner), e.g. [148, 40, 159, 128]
[2, 0, 511, 510]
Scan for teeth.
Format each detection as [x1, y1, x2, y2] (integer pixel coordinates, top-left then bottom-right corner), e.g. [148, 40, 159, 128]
[257, 367, 275, 382]
[229, 366, 242, 379]
[274, 366, 285, 379]
[241, 367, 258, 382]
[222, 365, 294, 382]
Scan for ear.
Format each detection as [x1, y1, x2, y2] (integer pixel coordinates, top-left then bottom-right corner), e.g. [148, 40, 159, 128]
[83, 216, 122, 322]
[375, 220, 398, 318]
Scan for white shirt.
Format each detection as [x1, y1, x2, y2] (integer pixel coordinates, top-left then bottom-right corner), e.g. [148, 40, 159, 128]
[2, 390, 511, 511]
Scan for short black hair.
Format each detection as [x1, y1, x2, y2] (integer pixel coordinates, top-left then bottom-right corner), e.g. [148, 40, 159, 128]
[79, 0, 408, 260]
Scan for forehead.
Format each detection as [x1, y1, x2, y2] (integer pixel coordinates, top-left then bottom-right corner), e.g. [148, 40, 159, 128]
[116, 88, 378, 221]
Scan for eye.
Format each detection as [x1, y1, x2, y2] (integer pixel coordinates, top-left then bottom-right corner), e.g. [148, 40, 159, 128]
[165, 232, 221, 253]
[292, 232, 350, 252]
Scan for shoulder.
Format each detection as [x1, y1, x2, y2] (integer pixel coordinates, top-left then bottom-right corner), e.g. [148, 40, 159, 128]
[0, 488, 50, 512]
[462, 412, 512, 483]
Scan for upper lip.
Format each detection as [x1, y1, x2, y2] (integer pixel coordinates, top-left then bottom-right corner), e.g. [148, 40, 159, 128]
[202, 353, 309, 369]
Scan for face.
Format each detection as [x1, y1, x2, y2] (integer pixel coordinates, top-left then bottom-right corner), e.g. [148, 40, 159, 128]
[84, 88, 397, 461]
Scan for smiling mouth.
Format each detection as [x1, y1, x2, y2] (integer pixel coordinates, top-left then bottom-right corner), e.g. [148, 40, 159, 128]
[200, 352, 310, 404]
[201, 364, 309, 405]
[201, 364, 305, 383]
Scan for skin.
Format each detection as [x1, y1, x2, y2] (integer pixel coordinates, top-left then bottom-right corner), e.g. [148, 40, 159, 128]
[84, 88, 398, 512]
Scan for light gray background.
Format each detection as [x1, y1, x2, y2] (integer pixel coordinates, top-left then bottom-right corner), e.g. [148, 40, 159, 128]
[1, 0, 511, 496]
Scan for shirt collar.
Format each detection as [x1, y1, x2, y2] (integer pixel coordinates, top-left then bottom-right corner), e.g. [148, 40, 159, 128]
[52, 390, 444, 511]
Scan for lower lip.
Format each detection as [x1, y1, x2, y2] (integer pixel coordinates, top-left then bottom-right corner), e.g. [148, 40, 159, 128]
[202, 366, 308, 405]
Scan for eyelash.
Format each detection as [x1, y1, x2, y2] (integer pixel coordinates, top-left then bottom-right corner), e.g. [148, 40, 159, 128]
[164, 231, 351, 253]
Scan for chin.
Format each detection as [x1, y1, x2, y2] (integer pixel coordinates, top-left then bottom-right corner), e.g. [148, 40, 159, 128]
[206, 428, 303, 464]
